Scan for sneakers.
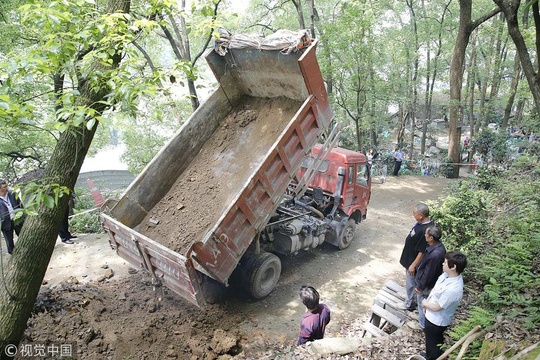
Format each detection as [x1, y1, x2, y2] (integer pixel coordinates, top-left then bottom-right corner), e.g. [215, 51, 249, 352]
[61, 239, 74, 244]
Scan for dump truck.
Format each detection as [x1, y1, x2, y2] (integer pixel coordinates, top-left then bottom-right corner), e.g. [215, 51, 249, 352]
[99, 30, 371, 307]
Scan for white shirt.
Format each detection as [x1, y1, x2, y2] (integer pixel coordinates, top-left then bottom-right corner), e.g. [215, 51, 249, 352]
[425, 273, 464, 327]
[1, 194, 14, 220]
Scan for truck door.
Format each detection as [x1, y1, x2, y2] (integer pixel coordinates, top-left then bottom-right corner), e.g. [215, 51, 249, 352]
[353, 163, 371, 210]
[341, 165, 356, 209]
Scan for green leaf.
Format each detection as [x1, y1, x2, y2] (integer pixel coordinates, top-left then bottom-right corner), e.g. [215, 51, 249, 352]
[43, 195, 55, 209]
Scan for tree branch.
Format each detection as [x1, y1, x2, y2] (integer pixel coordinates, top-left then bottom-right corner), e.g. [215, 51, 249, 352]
[471, 7, 502, 31]
[192, 0, 222, 67]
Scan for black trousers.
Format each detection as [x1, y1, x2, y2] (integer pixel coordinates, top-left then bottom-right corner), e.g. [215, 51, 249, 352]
[393, 160, 402, 176]
[2, 221, 22, 254]
[58, 207, 72, 240]
[424, 318, 447, 360]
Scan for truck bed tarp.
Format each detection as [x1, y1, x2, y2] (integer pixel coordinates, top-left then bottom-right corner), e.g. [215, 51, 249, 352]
[214, 29, 311, 56]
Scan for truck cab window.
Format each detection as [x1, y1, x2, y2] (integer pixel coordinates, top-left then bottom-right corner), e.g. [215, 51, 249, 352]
[348, 165, 354, 184]
[301, 157, 329, 172]
[356, 164, 369, 187]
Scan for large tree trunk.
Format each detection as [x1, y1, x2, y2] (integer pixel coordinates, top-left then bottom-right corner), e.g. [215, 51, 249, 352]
[449, 1, 500, 178]
[0, 0, 130, 355]
[493, 0, 540, 117]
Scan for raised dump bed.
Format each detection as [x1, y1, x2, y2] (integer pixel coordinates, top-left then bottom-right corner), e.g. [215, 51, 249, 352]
[100, 30, 333, 306]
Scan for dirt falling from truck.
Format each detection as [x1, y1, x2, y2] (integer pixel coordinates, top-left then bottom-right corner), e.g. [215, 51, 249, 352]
[137, 96, 303, 255]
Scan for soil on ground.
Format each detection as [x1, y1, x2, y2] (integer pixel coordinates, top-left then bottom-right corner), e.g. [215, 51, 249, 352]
[136, 96, 301, 255]
[5, 175, 466, 360]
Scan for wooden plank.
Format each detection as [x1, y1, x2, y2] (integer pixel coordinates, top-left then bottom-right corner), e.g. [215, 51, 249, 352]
[378, 289, 404, 306]
[374, 294, 409, 322]
[362, 322, 388, 338]
[372, 303, 406, 328]
[384, 280, 407, 299]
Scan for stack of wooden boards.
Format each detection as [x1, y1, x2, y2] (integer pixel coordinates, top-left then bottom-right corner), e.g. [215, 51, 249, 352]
[362, 280, 411, 338]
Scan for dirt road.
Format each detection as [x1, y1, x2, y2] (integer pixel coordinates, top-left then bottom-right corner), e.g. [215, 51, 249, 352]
[13, 175, 455, 359]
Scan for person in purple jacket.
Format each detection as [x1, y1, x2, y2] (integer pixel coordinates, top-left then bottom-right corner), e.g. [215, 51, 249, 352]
[296, 286, 331, 345]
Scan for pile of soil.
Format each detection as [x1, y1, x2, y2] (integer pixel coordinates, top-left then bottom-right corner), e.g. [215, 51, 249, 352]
[137, 96, 301, 255]
[27, 272, 244, 360]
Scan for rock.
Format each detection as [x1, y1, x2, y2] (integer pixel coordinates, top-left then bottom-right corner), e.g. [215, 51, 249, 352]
[83, 328, 96, 345]
[101, 264, 109, 269]
[307, 337, 362, 356]
[104, 268, 114, 279]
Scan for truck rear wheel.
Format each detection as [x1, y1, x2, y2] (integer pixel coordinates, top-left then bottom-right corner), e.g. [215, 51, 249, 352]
[338, 219, 356, 250]
[246, 252, 281, 299]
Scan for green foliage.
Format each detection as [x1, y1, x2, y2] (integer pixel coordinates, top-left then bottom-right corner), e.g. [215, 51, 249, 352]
[435, 154, 540, 354]
[429, 181, 489, 253]
[449, 306, 495, 350]
[470, 166, 504, 191]
[69, 188, 104, 234]
[16, 182, 70, 217]
[438, 156, 454, 178]
[471, 130, 508, 163]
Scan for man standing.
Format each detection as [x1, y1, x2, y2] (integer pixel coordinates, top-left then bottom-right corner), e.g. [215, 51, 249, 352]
[414, 224, 446, 329]
[58, 192, 76, 244]
[0, 179, 24, 254]
[296, 286, 331, 345]
[399, 203, 433, 311]
[422, 252, 467, 360]
[393, 147, 404, 176]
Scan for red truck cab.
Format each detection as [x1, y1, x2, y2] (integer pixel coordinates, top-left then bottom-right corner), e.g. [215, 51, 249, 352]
[299, 144, 371, 223]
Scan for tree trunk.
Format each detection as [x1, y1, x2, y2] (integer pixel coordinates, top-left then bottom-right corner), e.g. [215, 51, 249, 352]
[484, 15, 507, 127]
[502, 53, 521, 128]
[494, 0, 540, 116]
[449, 1, 500, 178]
[0, 0, 130, 354]
[292, 0, 306, 29]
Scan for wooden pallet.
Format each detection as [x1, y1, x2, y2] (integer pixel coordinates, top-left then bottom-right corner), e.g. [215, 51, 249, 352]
[362, 280, 409, 338]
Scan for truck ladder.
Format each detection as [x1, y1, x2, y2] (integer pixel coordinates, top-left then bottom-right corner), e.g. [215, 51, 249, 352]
[294, 125, 342, 198]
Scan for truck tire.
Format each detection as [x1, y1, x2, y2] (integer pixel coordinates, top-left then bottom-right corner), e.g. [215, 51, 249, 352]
[246, 252, 282, 299]
[338, 219, 356, 250]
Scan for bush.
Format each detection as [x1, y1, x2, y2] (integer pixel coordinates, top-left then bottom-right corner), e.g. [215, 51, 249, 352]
[68, 188, 105, 234]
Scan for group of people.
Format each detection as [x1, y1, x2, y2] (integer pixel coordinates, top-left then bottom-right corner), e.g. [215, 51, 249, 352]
[399, 202, 467, 359]
[365, 148, 404, 177]
[296, 202, 466, 360]
[0, 179, 76, 255]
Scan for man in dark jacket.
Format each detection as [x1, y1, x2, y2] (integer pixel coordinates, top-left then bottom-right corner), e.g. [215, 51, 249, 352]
[0, 179, 24, 254]
[399, 203, 433, 311]
[414, 224, 446, 329]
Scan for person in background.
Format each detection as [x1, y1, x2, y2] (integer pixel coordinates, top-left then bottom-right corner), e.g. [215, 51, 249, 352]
[399, 203, 433, 312]
[367, 149, 374, 166]
[421, 252, 467, 360]
[414, 224, 446, 329]
[0, 179, 24, 254]
[296, 286, 331, 345]
[58, 192, 77, 244]
[393, 147, 404, 176]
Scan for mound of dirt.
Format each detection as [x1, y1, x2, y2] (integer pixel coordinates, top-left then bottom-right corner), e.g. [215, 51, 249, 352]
[137, 96, 301, 255]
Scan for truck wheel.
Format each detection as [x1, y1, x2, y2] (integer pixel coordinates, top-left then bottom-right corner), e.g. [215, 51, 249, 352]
[246, 252, 281, 299]
[338, 219, 356, 250]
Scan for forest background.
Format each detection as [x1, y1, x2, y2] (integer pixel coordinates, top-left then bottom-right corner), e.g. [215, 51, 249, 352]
[0, 0, 539, 358]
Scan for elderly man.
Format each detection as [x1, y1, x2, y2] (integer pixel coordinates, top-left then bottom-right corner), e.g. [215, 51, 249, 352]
[0, 179, 24, 254]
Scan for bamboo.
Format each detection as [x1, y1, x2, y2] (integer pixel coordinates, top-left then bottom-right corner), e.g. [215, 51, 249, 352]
[435, 325, 481, 360]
